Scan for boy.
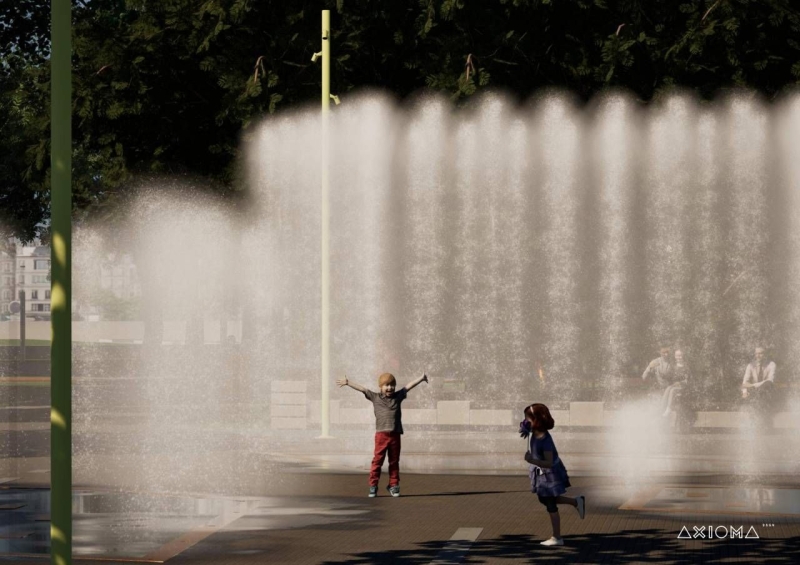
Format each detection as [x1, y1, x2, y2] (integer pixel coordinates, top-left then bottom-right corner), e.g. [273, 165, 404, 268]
[336, 372, 429, 497]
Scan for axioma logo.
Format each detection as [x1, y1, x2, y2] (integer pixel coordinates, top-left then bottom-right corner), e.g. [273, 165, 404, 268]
[677, 525, 762, 539]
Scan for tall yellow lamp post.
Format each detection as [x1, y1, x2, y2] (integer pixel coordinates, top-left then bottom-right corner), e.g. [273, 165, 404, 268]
[314, 10, 333, 438]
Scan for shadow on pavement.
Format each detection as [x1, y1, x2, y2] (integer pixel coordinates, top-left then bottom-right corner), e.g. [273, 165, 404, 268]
[398, 490, 529, 498]
[322, 529, 800, 564]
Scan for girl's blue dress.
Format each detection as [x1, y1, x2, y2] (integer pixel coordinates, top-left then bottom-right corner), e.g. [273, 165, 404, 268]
[527, 431, 571, 497]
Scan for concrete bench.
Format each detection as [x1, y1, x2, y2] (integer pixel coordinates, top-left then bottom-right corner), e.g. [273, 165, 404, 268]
[694, 411, 800, 429]
[437, 401, 471, 425]
[602, 408, 800, 429]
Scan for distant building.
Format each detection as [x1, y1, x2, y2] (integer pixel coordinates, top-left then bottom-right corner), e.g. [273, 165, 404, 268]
[14, 243, 52, 318]
[2, 239, 141, 319]
[1, 247, 15, 315]
[99, 253, 141, 300]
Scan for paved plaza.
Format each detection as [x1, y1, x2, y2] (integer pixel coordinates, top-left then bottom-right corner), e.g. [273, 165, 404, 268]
[2, 380, 800, 564]
[3, 471, 800, 564]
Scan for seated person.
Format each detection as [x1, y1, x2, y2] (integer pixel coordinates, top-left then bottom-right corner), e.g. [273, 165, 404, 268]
[741, 345, 777, 423]
[642, 345, 673, 392]
[662, 349, 690, 419]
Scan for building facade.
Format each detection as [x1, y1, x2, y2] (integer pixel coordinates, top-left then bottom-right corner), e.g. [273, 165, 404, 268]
[14, 244, 52, 317]
[2, 239, 141, 319]
[1, 248, 15, 315]
[99, 253, 141, 300]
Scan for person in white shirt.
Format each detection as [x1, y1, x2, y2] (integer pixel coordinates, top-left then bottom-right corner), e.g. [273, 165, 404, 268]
[741, 346, 776, 424]
[642, 346, 673, 390]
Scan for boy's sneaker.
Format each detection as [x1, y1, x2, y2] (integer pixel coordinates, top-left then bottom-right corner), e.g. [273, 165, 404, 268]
[386, 484, 400, 497]
[368, 486, 378, 498]
[540, 537, 564, 546]
[576, 495, 586, 519]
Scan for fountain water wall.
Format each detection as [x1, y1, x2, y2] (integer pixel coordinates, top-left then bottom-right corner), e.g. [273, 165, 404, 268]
[69, 90, 800, 488]
[247, 91, 799, 407]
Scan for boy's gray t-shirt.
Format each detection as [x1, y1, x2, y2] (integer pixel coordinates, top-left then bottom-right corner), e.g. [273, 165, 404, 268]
[363, 388, 408, 434]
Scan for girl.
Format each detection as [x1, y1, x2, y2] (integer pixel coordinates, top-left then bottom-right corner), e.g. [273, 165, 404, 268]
[519, 403, 585, 546]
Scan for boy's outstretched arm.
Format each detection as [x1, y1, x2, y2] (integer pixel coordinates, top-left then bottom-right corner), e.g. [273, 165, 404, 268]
[405, 373, 429, 392]
[335, 375, 368, 393]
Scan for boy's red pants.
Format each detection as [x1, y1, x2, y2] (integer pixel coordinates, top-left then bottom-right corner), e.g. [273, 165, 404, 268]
[369, 431, 401, 486]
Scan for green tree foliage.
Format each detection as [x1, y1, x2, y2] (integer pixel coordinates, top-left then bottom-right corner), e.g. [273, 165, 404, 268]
[0, 1, 52, 64]
[2, 0, 799, 239]
[0, 1, 53, 242]
[0, 65, 48, 242]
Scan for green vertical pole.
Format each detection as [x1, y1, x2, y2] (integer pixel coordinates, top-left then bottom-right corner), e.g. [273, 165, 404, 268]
[50, 1, 72, 565]
[320, 10, 332, 438]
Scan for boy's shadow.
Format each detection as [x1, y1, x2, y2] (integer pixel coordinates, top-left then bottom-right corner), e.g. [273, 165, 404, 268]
[398, 490, 528, 498]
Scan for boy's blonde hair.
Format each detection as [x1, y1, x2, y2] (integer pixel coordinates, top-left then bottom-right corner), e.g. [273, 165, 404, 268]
[378, 373, 396, 387]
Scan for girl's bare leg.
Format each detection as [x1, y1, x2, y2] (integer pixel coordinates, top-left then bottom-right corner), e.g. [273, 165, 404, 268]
[549, 511, 561, 538]
[556, 495, 577, 507]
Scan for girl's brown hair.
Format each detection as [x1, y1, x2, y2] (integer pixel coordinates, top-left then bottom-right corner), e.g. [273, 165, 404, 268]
[524, 403, 555, 431]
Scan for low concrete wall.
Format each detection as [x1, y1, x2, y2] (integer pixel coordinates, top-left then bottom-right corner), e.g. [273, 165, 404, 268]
[695, 411, 746, 428]
[270, 380, 306, 430]
[404, 409, 437, 425]
[570, 402, 604, 426]
[0, 321, 52, 341]
[470, 409, 512, 426]
[0, 320, 245, 343]
[437, 401, 471, 425]
[551, 409, 570, 426]
[774, 412, 800, 428]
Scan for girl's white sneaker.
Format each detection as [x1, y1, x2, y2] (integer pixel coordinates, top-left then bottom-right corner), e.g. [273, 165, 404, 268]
[540, 537, 564, 546]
